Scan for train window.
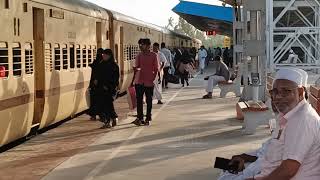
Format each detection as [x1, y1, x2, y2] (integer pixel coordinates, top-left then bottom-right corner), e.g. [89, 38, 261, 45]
[88, 47, 92, 64]
[12, 43, 22, 77]
[45, 43, 52, 72]
[62, 44, 68, 70]
[23, 3, 28, 12]
[26, 43, 34, 74]
[106, 30, 109, 40]
[82, 47, 87, 68]
[137, 27, 139, 31]
[124, 45, 129, 61]
[129, 46, 132, 61]
[69, 44, 75, 69]
[54, 44, 61, 71]
[0, 42, 9, 78]
[76, 45, 81, 68]
[149, 29, 151, 34]
[5, 0, 9, 9]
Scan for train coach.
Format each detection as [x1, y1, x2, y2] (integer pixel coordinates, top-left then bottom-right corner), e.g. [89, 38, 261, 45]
[0, 0, 200, 147]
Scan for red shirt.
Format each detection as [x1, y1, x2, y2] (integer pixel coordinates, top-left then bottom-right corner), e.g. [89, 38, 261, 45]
[134, 51, 159, 87]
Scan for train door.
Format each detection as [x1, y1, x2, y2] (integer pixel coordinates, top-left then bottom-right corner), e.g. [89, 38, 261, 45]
[32, 8, 45, 127]
[96, 22, 102, 49]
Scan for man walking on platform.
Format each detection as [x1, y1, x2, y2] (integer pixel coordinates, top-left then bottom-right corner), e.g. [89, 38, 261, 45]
[153, 42, 167, 104]
[132, 39, 159, 126]
[160, 42, 172, 89]
[198, 45, 207, 74]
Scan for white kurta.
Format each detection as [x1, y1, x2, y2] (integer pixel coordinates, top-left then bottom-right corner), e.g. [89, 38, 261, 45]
[256, 100, 320, 180]
[198, 49, 207, 69]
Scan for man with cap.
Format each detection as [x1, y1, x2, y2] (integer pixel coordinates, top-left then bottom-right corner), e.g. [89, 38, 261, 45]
[247, 68, 320, 180]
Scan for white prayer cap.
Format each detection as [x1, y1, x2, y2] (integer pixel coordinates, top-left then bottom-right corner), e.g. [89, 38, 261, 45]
[289, 49, 294, 53]
[273, 68, 304, 87]
[294, 68, 308, 87]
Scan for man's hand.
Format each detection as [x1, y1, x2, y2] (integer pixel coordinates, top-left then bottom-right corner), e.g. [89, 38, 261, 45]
[230, 155, 245, 172]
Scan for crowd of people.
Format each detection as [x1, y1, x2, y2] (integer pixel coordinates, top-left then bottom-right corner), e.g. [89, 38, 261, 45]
[86, 40, 236, 128]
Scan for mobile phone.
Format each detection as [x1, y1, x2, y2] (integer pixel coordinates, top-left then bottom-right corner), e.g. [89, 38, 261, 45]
[214, 157, 231, 171]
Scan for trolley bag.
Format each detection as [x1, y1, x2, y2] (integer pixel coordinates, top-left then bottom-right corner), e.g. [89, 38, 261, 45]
[167, 74, 180, 84]
[127, 86, 137, 110]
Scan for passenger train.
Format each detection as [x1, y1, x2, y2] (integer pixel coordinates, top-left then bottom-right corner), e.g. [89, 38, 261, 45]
[0, 0, 201, 147]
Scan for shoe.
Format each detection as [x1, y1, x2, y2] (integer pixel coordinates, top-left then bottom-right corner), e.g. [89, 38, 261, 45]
[186, 82, 189, 86]
[157, 100, 163, 104]
[131, 118, 143, 126]
[101, 120, 112, 129]
[182, 84, 184, 87]
[144, 120, 150, 126]
[111, 118, 118, 127]
[202, 94, 213, 99]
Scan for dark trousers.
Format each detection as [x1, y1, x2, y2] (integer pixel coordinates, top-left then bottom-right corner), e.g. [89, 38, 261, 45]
[135, 84, 154, 120]
[162, 67, 170, 88]
[180, 71, 189, 85]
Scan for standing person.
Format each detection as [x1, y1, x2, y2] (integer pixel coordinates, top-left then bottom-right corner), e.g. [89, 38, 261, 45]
[88, 48, 104, 120]
[198, 45, 207, 74]
[223, 47, 229, 66]
[153, 42, 166, 104]
[202, 56, 229, 99]
[132, 39, 159, 126]
[160, 42, 172, 89]
[177, 50, 192, 87]
[95, 49, 120, 128]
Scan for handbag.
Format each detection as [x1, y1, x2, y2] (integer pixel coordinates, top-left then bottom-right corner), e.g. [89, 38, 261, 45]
[127, 86, 137, 110]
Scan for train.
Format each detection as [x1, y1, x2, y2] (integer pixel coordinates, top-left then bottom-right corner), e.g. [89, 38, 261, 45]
[0, 0, 201, 147]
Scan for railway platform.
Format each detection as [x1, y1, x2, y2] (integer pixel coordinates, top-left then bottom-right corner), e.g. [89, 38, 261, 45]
[0, 65, 276, 180]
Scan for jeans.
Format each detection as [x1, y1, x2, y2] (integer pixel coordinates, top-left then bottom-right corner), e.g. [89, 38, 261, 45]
[135, 84, 154, 120]
[163, 67, 170, 88]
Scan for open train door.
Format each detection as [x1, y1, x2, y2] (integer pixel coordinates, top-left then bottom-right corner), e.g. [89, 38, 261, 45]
[32, 7, 45, 129]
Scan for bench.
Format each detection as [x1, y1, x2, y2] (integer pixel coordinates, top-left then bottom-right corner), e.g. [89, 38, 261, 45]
[236, 101, 273, 134]
[309, 85, 320, 115]
[217, 63, 242, 98]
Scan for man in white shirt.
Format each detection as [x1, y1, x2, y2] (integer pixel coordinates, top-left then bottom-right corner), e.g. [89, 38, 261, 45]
[152, 43, 167, 104]
[248, 68, 320, 180]
[160, 43, 172, 89]
[198, 45, 207, 74]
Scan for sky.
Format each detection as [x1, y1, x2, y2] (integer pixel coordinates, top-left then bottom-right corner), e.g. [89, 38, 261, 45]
[85, 0, 223, 27]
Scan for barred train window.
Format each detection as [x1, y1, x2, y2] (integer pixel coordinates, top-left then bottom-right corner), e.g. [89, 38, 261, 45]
[54, 44, 61, 71]
[0, 42, 9, 78]
[76, 45, 81, 68]
[25, 43, 34, 74]
[12, 43, 22, 77]
[69, 45, 75, 69]
[62, 44, 68, 70]
[124, 45, 129, 61]
[82, 46, 87, 68]
[44, 43, 52, 72]
[88, 46, 92, 64]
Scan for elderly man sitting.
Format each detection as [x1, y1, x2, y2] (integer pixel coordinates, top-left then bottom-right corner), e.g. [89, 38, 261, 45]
[247, 68, 320, 180]
[218, 68, 320, 180]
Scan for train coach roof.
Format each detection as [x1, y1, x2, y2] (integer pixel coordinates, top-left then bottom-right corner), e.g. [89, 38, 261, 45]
[109, 10, 164, 32]
[32, 0, 107, 19]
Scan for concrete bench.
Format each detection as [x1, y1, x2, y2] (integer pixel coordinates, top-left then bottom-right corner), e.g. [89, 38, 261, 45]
[237, 101, 273, 134]
[217, 65, 242, 98]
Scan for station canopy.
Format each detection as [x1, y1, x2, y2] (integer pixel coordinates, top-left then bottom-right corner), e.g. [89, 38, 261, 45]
[172, 1, 233, 36]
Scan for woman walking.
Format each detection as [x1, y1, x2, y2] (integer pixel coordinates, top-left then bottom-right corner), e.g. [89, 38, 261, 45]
[95, 49, 120, 128]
